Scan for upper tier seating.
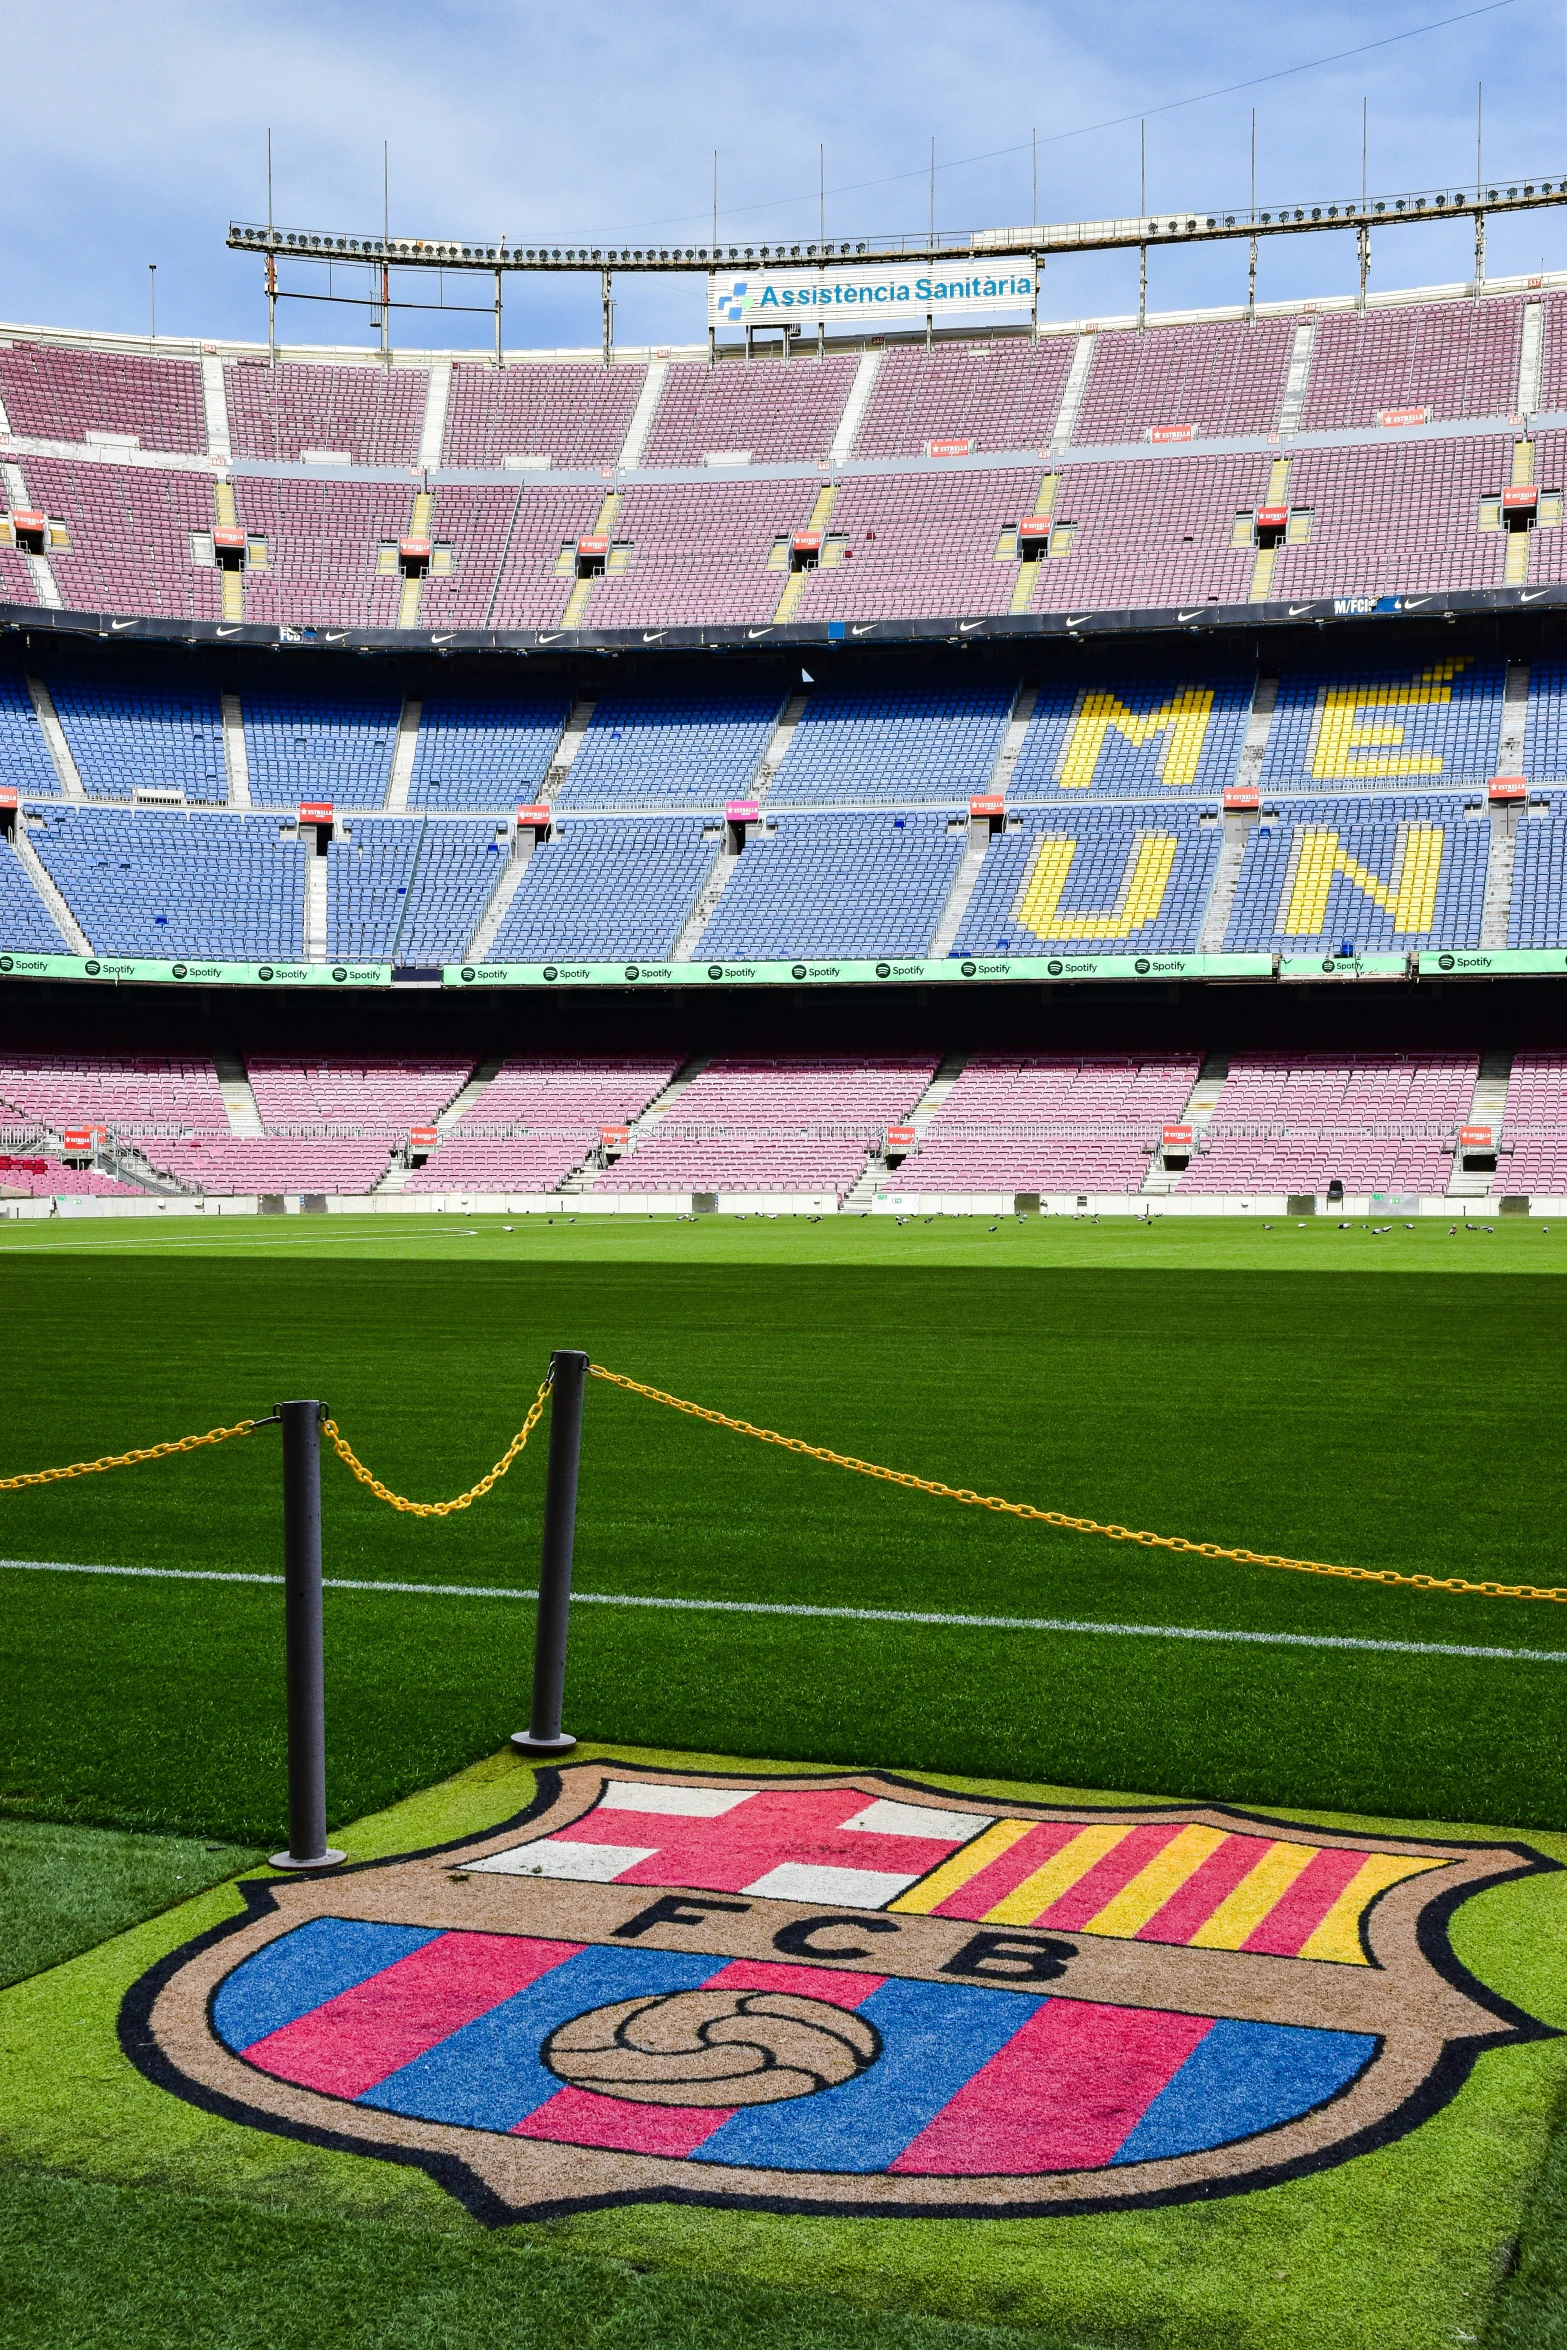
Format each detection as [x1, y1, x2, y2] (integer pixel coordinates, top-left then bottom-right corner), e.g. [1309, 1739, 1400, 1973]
[642, 354, 859, 467]
[1299, 299, 1527, 430]
[442, 361, 647, 471]
[224, 361, 426, 465]
[0, 344, 205, 453]
[26, 458, 223, 622]
[850, 341, 1073, 457]
[1073, 317, 1296, 444]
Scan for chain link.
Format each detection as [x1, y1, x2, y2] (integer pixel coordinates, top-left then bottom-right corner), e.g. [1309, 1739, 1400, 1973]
[321, 1376, 553, 1518]
[588, 1363, 1567, 1605]
[0, 1417, 267, 1491]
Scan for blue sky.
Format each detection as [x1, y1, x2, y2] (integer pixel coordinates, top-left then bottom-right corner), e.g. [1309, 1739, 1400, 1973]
[7, 0, 1567, 353]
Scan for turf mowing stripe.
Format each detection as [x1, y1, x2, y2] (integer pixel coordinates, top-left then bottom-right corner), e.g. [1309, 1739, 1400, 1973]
[5, 1554, 1567, 1666]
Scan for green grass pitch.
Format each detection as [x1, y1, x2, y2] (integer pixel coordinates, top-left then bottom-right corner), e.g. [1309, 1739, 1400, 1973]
[5, 1212, 1567, 2349]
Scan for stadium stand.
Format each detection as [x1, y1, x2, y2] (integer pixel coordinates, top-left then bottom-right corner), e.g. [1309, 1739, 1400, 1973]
[600, 1054, 939, 1198]
[1072, 317, 1296, 444]
[1506, 797, 1567, 947]
[849, 340, 1074, 457]
[0, 672, 65, 797]
[0, 1155, 141, 1197]
[407, 1054, 682, 1193]
[0, 343, 206, 453]
[407, 688, 569, 809]
[0, 1051, 229, 1128]
[244, 1057, 472, 1126]
[1492, 1053, 1567, 1194]
[697, 810, 964, 959]
[1260, 658, 1506, 787]
[224, 360, 426, 465]
[442, 360, 648, 471]
[142, 1134, 397, 1193]
[489, 816, 717, 960]
[1179, 1052, 1477, 1198]
[641, 353, 859, 467]
[49, 672, 228, 802]
[242, 683, 401, 808]
[558, 686, 781, 809]
[1009, 672, 1253, 798]
[777, 681, 1014, 806]
[885, 1053, 1201, 1196]
[1298, 297, 1526, 430]
[955, 807, 1219, 956]
[0, 841, 68, 951]
[1223, 796, 1489, 953]
[26, 807, 306, 958]
[25, 458, 224, 622]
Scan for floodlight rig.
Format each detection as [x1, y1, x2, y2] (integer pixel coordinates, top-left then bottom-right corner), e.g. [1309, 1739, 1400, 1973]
[230, 170, 1567, 365]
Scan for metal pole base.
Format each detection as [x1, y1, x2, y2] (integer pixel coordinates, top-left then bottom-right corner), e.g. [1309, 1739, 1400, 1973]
[511, 1731, 577, 1755]
[269, 1848, 347, 1870]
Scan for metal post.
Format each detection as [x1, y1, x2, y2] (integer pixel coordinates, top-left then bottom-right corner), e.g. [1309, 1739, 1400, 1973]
[1138, 243, 1147, 331]
[602, 269, 613, 367]
[271, 1400, 345, 1869]
[1247, 237, 1257, 321]
[1475, 210, 1487, 292]
[513, 1350, 589, 1754]
[1358, 223, 1370, 311]
[495, 267, 504, 370]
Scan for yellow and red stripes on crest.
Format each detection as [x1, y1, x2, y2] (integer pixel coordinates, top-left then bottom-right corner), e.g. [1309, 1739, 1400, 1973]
[890, 1818, 1448, 1963]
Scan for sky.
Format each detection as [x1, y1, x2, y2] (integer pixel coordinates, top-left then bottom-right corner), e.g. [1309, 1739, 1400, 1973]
[6, 0, 1567, 355]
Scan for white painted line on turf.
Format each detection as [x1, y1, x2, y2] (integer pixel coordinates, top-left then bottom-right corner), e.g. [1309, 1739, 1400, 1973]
[3, 1556, 1566, 1664]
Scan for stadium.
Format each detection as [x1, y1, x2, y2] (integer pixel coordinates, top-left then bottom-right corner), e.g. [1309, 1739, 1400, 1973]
[7, 21, 1567, 2350]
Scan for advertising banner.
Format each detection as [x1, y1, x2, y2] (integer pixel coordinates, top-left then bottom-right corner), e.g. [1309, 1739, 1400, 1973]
[442, 952, 1275, 991]
[708, 259, 1038, 330]
[0, 953, 391, 988]
[1420, 949, 1567, 977]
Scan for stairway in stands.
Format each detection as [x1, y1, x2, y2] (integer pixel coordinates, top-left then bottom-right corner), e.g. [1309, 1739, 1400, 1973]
[1142, 1053, 1228, 1193]
[1447, 1050, 1512, 1197]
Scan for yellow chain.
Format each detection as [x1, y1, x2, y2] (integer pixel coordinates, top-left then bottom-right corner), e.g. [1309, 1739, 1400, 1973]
[0, 1417, 266, 1490]
[588, 1363, 1567, 1605]
[321, 1376, 553, 1518]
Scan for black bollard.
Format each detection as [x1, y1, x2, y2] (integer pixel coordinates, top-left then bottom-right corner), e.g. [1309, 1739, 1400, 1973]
[270, 1399, 346, 1869]
[513, 1350, 589, 1755]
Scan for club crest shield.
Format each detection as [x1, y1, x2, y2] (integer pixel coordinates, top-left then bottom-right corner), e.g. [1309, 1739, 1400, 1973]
[121, 1762, 1559, 2222]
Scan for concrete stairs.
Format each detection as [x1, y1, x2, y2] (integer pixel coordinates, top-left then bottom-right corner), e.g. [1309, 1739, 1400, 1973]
[201, 354, 232, 465]
[928, 820, 992, 958]
[418, 361, 452, 468]
[398, 491, 434, 627]
[304, 853, 328, 960]
[213, 1052, 264, 1134]
[617, 362, 667, 470]
[1009, 486, 1055, 614]
[596, 1056, 709, 1185]
[671, 837, 738, 961]
[1197, 825, 1249, 952]
[221, 690, 251, 806]
[385, 698, 422, 809]
[1277, 319, 1317, 435]
[466, 855, 530, 960]
[773, 483, 838, 623]
[438, 1056, 506, 1129]
[1142, 1051, 1228, 1193]
[753, 690, 809, 799]
[829, 350, 881, 465]
[1050, 336, 1094, 444]
[542, 698, 597, 801]
[3, 462, 61, 607]
[214, 481, 245, 622]
[561, 493, 621, 627]
[1447, 1049, 1512, 1196]
[26, 674, 84, 797]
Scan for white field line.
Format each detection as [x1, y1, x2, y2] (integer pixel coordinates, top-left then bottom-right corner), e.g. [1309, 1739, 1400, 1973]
[1, 1557, 1563, 1665]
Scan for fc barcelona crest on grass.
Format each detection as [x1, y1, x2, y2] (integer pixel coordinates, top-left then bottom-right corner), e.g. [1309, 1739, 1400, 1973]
[122, 1763, 1559, 2222]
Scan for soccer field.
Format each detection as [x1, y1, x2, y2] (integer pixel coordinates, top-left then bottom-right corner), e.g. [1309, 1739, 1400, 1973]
[3, 1212, 1566, 1842]
[6, 1213, 1567, 2350]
